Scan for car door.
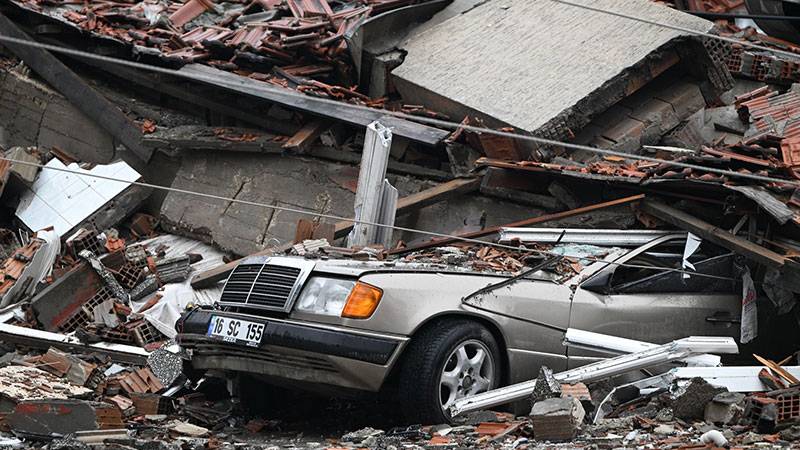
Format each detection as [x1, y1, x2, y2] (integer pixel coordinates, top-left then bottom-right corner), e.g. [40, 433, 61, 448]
[463, 275, 575, 376]
[567, 235, 741, 368]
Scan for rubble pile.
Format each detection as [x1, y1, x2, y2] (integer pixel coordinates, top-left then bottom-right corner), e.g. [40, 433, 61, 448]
[3, 0, 800, 448]
[7, 0, 435, 106]
[0, 347, 798, 448]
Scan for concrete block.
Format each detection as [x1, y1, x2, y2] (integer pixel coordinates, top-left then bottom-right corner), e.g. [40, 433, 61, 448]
[661, 119, 705, 149]
[0, 70, 115, 163]
[601, 116, 646, 154]
[162, 150, 546, 255]
[655, 81, 706, 120]
[0, 71, 47, 147]
[704, 105, 747, 135]
[531, 366, 562, 404]
[530, 397, 585, 441]
[629, 98, 680, 137]
[704, 392, 745, 425]
[38, 98, 115, 163]
[369, 50, 405, 99]
[31, 262, 103, 332]
[6, 399, 124, 435]
[672, 377, 727, 421]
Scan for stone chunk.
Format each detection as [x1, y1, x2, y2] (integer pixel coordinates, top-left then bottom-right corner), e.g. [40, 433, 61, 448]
[531, 366, 561, 404]
[341, 427, 384, 447]
[672, 377, 726, 421]
[704, 391, 745, 425]
[168, 421, 209, 437]
[530, 397, 585, 442]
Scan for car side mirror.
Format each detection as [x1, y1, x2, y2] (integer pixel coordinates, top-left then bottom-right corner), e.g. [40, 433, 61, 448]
[581, 270, 613, 294]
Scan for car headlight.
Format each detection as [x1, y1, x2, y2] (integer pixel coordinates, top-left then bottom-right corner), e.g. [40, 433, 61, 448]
[294, 277, 383, 319]
[295, 277, 356, 316]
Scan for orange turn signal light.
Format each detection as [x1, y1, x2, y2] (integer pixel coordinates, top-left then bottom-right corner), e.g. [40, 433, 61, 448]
[341, 282, 383, 319]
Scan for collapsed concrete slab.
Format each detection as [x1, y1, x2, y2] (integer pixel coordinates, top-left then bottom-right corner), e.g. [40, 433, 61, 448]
[160, 151, 638, 256]
[0, 68, 115, 163]
[392, 0, 731, 157]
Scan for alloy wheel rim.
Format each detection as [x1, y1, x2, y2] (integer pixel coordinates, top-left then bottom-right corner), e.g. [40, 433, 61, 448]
[439, 339, 495, 412]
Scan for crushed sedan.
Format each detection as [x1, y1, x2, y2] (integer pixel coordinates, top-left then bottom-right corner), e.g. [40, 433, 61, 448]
[176, 233, 742, 424]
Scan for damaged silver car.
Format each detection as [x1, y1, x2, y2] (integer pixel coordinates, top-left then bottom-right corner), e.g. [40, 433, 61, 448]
[176, 233, 742, 424]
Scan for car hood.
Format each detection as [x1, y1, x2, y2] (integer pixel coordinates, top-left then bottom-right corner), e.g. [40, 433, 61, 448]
[238, 252, 622, 283]
[240, 254, 506, 277]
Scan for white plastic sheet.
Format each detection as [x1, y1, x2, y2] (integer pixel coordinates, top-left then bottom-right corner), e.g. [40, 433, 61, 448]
[740, 269, 758, 344]
[130, 234, 225, 338]
[16, 159, 140, 237]
[681, 232, 702, 279]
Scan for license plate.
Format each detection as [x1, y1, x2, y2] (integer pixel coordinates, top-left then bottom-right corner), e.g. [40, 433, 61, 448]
[207, 316, 265, 347]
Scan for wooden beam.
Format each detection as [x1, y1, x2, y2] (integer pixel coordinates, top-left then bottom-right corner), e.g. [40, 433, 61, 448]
[389, 194, 646, 254]
[0, 13, 151, 164]
[283, 120, 331, 152]
[88, 62, 300, 137]
[179, 64, 450, 146]
[141, 125, 286, 153]
[190, 177, 482, 288]
[332, 177, 482, 238]
[638, 199, 787, 268]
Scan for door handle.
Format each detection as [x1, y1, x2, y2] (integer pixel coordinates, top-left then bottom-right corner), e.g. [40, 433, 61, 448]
[706, 311, 741, 324]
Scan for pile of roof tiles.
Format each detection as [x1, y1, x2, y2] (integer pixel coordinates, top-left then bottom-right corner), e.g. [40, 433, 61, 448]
[710, 22, 800, 85]
[13, 0, 431, 101]
[735, 86, 800, 180]
[478, 87, 800, 189]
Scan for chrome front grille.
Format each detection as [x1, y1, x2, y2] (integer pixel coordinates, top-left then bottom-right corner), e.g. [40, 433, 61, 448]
[218, 257, 314, 312]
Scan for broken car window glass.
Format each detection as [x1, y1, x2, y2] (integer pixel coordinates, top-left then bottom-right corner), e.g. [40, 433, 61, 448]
[610, 238, 734, 294]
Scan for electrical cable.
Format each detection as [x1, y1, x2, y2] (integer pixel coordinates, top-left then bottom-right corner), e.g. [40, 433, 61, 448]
[463, 256, 565, 304]
[2, 155, 737, 281]
[461, 257, 568, 332]
[685, 11, 800, 22]
[0, 33, 798, 188]
[460, 301, 568, 333]
[550, 0, 800, 60]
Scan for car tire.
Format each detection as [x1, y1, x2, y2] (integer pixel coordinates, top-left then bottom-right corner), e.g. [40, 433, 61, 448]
[397, 319, 502, 424]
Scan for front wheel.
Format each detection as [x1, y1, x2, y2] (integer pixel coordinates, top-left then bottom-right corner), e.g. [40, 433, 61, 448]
[397, 319, 502, 424]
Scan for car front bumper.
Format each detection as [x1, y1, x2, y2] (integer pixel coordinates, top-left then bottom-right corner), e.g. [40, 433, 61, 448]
[177, 308, 408, 392]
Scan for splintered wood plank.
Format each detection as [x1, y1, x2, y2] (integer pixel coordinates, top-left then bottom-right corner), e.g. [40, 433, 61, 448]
[639, 199, 787, 268]
[390, 194, 646, 254]
[283, 120, 331, 152]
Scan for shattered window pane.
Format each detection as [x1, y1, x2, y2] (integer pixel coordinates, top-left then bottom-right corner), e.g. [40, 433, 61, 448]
[610, 239, 734, 294]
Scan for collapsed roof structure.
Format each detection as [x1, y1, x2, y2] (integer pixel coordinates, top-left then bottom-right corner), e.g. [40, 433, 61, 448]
[0, 0, 799, 340]
[392, 0, 731, 156]
[1, 0, 800, 446]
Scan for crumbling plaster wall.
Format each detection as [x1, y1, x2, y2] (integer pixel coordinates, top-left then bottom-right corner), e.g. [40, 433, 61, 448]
[159, 151, 549, 256]
[0, 68, 116, 162]
[0, 64, 635, 258]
